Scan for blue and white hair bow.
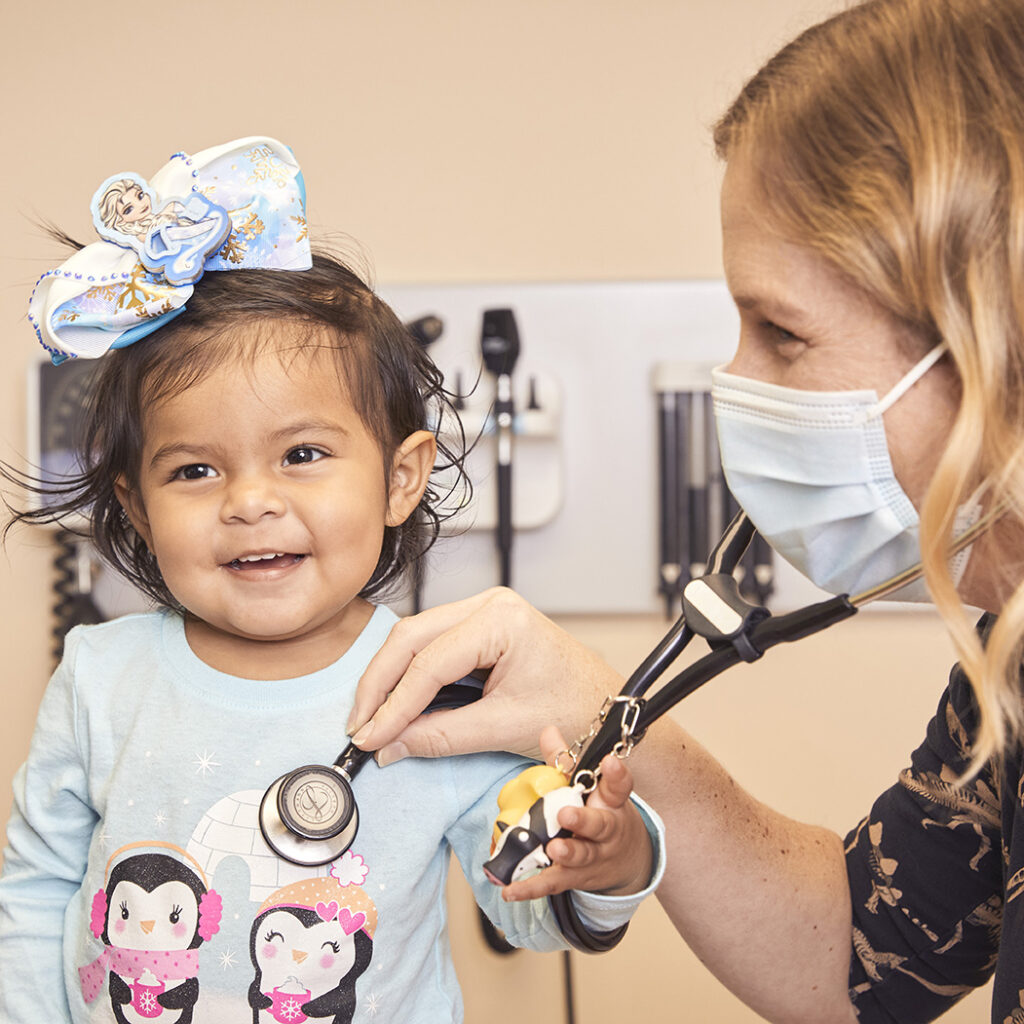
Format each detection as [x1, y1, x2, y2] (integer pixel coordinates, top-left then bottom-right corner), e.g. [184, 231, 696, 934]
[28, 136, 312, 365]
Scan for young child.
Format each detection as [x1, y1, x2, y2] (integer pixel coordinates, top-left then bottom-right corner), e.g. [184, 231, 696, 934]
[0, 137, 663, 1024]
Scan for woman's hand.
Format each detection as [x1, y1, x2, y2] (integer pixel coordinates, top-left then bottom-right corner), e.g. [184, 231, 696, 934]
[347, 588, 625, 764]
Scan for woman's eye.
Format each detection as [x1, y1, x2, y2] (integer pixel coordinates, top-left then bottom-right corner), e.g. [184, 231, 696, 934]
[174, 464, 217, 481]
[285, 446, 326, 466]
[763, 320, 801, 344]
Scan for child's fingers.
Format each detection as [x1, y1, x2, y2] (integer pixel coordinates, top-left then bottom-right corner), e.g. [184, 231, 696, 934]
[500, 838, 602, 902]
[579, 754, 634, 812]
[538, 724, 569, 768]
[557, 804, 620, 844]
[500, 864, 574, 902]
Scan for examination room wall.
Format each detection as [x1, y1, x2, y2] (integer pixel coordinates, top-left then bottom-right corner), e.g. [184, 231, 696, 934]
[0, 2, 990, 1021]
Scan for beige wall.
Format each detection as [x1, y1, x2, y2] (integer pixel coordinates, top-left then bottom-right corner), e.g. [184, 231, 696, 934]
[0, 1, 991, 1021]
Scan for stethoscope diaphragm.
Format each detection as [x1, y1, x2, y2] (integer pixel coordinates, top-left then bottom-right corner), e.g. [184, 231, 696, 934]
[259, 761, 361, 867]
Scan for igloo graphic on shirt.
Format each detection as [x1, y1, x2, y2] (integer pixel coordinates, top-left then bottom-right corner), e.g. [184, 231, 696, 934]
[248, 855, 376, 1024]
[78, 845, 222, 1024]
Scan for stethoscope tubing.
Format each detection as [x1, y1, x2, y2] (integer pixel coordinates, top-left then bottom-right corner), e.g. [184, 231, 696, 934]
[550, 502, 1007, 951]
[569, 502, 1006, 779]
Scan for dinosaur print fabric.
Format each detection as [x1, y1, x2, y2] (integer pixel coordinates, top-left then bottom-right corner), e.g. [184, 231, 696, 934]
[846, 614, 1024, 1022]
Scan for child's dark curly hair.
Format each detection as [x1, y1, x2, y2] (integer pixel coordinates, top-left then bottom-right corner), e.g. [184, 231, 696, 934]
[5, 249, 469, 609]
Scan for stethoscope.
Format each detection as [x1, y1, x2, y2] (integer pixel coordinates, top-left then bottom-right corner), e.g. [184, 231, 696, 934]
[257, 507, 1002, 940]
[259, 676, 485, 866]
[546, 505, 1004, 952]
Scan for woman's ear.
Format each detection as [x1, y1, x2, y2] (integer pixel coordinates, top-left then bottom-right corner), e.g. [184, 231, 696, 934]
[386, 430, 437, 527]
[114, 476, 153, 548]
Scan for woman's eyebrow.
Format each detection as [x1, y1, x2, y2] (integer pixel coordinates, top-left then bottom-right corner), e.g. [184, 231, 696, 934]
[731, 292, 808, 322]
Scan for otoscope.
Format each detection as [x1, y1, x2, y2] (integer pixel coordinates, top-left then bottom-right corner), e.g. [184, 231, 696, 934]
[481, 308, 521, 587]
[406, 314, 444, 349]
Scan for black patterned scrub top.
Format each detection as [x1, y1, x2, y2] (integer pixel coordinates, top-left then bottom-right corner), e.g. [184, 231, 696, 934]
[846, 614, 1024, 1022]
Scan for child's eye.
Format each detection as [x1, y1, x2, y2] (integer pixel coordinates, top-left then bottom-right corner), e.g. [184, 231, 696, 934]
[173, 463, 218, 481]
[284, 446, 327, 466]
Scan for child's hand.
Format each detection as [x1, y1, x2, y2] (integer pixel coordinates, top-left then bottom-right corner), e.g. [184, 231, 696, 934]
[501, 725, 653, 902]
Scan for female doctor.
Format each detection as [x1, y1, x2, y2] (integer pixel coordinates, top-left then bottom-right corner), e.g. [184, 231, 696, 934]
[348, 0, 1024, 1020]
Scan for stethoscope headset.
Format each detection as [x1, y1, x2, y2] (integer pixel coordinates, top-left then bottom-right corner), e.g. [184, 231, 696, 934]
[259, 675, 485, 867]
[259, 506, 1002, 951]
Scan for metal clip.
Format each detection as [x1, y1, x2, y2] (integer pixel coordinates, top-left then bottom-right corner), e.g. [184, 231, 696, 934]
[610, 696, 645, 759]
[554, 695, 618, 781]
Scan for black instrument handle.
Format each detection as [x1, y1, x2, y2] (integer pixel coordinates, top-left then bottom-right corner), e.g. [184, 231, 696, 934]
[338, 676, 487, 774]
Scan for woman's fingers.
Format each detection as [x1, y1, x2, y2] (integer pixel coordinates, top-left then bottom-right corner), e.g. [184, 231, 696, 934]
[350, 588, 626, 762]
[348, 589, 509, 744]
[374, 698, 542, 765]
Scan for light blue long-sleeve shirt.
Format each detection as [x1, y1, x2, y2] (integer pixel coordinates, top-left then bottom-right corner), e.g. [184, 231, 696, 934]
[0, 606, 664, 1023]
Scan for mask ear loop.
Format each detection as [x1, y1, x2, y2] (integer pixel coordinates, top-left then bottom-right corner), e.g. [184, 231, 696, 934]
[857, 341, 949, 423]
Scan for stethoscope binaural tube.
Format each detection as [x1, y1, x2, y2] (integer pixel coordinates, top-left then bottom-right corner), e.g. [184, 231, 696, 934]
[259, 678, 485, 867]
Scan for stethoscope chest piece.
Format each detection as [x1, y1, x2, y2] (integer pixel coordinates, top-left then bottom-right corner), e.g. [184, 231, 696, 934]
[259, 764, 360, 867]
[256, 678, 486, 868]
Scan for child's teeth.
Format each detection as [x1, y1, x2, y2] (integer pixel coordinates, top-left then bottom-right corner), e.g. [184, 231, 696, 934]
[240, 553, 285, 562]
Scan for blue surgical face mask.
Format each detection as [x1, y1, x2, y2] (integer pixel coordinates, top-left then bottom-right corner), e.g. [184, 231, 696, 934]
[710, 343, 970, 601]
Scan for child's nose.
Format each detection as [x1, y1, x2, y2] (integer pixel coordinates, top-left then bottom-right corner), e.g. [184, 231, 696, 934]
[220, 473, 287, 523]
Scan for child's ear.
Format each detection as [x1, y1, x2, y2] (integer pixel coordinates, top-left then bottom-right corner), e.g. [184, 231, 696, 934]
[386, 430, 437, 527]
[114, 475, 153, 548]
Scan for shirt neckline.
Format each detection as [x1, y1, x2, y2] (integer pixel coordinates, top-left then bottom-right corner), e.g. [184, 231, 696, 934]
[159, 604, 397, 710]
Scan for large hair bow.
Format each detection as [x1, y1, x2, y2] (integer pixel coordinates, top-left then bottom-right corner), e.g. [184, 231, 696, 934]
[28, 136, 312, 365]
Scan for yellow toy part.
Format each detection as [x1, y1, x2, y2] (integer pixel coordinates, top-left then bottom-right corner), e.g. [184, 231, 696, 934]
[491, 764, 568, 848]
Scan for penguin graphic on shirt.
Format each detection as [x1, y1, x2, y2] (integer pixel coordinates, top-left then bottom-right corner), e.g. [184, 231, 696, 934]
[248, 876, 376, 1024]
[79, 848, 222, 1024]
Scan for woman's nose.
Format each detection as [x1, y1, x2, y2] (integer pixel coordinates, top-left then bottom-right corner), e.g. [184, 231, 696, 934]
[220, 472, 287, 523]
[723, 328, 773, 381]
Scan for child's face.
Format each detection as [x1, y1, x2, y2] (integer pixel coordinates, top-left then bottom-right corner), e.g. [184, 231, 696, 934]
[118, 334, 433, 676]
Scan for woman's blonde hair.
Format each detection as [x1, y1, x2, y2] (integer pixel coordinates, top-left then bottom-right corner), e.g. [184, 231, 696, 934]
[714, 0, 1024, 773]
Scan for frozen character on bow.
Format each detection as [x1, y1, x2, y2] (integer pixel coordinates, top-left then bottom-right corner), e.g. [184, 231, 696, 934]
[93, 174, 230, 286]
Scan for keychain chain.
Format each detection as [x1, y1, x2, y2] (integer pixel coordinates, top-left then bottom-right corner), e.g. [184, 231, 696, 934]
[554, 696, 645, 793]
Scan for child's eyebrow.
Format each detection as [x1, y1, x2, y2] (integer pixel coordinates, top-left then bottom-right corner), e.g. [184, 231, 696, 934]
[269, 419, 351, 442]
[148, 442, 215, 469]
[147, 421, 351, 469]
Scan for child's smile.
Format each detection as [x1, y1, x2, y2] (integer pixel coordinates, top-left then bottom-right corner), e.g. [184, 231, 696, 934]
[225, 551, 307, 573]
[116, 330, 434, 679]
